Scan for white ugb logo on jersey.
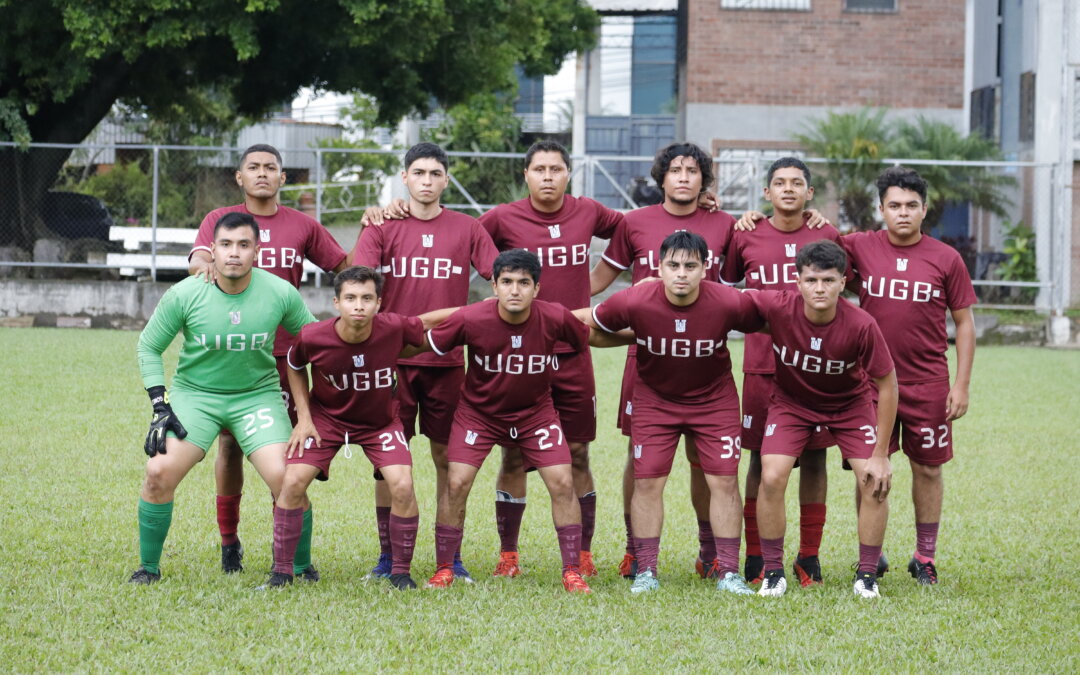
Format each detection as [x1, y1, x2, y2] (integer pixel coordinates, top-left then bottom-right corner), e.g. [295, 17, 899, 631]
[422, 234, 434, 248]
[230, 311, 241, 325]
[785, 243, 797, 257]
[511, 335, 522, 348]
[633, 444, 643, 458]
[260, 230, 271, 243]
[743, 415, 753, 428]
[352, 354, 365, 368]
[765, 424, 776, 436]
[896, 258, 909, 271]
[810, 337, 822, 350]
[548, 224, 561, 239]
[674, 319, 687, 333]
[465, 430, 478, 445]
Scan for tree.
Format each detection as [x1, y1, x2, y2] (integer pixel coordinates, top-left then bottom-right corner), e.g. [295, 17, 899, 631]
[0, 0, 598, 248]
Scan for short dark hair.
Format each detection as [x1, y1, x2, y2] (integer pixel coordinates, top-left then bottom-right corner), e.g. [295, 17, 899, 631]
[766, 157, 811, 186]
[659, 230, 708, 265]
[796, 239, 847, 275]
[213, 211, 259, 241]
[876, 166, 928, 204]
[404, 142, 449, 172]
[650, 143, 715, 194]
[493, 248, 541, 284]
[334, 265, 384, 298]
[524, 140, 571, 171]
[239, 144, 282, 169]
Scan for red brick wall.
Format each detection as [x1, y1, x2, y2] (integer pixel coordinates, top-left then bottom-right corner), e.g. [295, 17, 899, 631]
[686, 0, 965, 109]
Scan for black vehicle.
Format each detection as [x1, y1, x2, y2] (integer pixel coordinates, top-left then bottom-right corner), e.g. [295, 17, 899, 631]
[39, 191, 114, 240]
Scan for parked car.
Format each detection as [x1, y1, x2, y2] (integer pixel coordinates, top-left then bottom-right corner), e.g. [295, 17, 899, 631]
[39, 191, 114, 240]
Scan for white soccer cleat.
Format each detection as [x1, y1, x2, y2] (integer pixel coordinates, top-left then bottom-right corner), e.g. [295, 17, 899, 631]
[758, 570, 787, 597]
[852, 572, 880, 599]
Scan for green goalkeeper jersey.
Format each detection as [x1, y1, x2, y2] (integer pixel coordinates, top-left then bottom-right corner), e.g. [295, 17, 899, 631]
[137, 268, 316, 394]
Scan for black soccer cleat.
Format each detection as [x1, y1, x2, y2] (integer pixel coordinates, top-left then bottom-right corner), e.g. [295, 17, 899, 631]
[907, 557, 938, 585]
[221, 541, 244, 574]
[128, 567, 161, 585]
[792, 554, 823, 587]
[298, 565, 320, 583]
[257, 572, 294, 589]
[744, 554, 764, 584]
[389, 573, 417, 590]
[877, 552, 890, 577]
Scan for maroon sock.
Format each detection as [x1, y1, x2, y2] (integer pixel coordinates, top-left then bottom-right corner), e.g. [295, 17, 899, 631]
[858, 543, 882, 574]
[555, 524, 582, 571]
[495, 500, 526, 553]
[434, 524, 462, 569]
[697, 519, 716, 562]
[633, 536, 661, 574]
[376, 506, 392, 556]
[578, 493, 596, 552]
[272, 505, 303, 575]
[624, 513, 635, 555]
[760, 536, 784, 572]
[799, 503, 826, 557]
[216, 494, 241, 546]
[389, 513, 419, 575]
[915, 522, 939, 560]
[744, 498, 761, 557]
[713, 536, 741, 576]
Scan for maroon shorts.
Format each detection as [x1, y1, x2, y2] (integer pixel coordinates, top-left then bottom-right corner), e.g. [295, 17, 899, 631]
[395, 364, 464, 444]
[551, 350, 597, 444]
[630, 383, 743, 478]
[891, 380, 954, 466]
[447, 403, 571, 470]
[761, 393, 879, 462]
[287, 410, 412, 481]
[740, 373, 834, 451]
[617, 354, 639, 437]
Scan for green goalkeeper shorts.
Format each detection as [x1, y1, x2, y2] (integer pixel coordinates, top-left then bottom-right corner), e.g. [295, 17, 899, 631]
[167, 386, 291, 456]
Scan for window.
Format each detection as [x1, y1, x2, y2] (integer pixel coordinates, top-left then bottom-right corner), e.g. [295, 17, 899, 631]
[721, 0, 811, 10]
[1018, 71, 1035, 143]
[969, 85, 998, 141]
[843, 0, 897, 12]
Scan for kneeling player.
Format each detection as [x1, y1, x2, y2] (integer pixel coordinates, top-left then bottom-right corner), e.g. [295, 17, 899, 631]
[266, 266, 457, 590]
[750, 240, 897, 599]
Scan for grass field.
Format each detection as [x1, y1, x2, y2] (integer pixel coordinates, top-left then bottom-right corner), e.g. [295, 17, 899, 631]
[1, 327, 1078, 671]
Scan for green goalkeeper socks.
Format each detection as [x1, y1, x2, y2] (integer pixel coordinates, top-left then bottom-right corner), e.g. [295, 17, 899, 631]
[293, 507, 313, 575]
[138, 498, 174, 575]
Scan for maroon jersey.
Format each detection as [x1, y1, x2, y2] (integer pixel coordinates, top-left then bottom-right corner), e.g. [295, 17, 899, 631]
[427, 299, 589, 422]
[841, 230, 976, 384]
[601, 204, 734, 285]
[722, 218, 843, 374]
[287, 313, 425, 428]
[352, 208, 499, 367]
[750, 290, 894, 411]
[192, 204, 347, 356]
[593, 281, 762, 404]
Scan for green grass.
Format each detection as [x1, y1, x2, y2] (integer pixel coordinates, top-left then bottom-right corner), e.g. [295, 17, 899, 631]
[1, 328, 1078, 671]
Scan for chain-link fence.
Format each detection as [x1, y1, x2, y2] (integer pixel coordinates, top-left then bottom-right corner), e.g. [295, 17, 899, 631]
[0, 141, 1064, 311]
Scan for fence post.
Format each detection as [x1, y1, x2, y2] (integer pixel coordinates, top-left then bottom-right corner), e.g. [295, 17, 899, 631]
[151, 145, 160, 282]
[314, 148, 323, 288]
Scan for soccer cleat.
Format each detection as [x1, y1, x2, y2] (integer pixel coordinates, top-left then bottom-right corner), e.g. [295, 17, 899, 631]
[364, 553, 393, 580]
[744, 554, 764, 584]
[758, 569, 788, 597]
[425, 566, 455, 589]
[257, 572, 294, 590]
[793, 554, 823, 587]
[298, 565, 320, 583]
[452, 552, 474, 584]
[629, 570, 660, 594]
[389, 573, 417, 590]
[908, 557, 938, 585]
[562, 569, 592, 594]
[716, 571, 756, 596]
[618, 553, 638, 579]
[492, 551, 522, 578]
[128, 568, 161, 585]
[853, 571, 880, 598]
[579, 550, 598, 577]
[221, 541, 244, 574]
[696, 556, 721, 580]
[877, 553, 890, 577]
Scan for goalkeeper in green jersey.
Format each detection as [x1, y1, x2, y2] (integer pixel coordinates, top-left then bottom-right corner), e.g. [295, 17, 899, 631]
[129, 212, 316, 584]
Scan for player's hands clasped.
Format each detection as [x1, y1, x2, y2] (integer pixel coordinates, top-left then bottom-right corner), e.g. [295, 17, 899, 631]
[144, 386, 187, 457]
[863, 455, 892, 502]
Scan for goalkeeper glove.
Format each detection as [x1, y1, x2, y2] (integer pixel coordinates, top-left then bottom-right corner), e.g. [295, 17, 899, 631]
[144, 386, 187, 457]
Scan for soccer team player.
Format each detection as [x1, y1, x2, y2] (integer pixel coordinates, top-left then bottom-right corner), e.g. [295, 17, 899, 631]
[131, 212, 316, 583]
[188, 144, 348, 576]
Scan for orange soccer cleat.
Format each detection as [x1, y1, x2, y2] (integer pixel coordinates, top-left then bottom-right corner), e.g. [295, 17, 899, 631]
[562, 569, 592, 594]
[492, 551, 522, 578]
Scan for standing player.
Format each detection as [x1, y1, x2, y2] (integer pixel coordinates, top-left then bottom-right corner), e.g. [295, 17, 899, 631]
[188, 144, 347, 576]
[841, 167, 976, 585]
[722, 157, 841, 586]
[749, 240, 897, 599]
[584, 232, 764, 595]
[425, 249, 616, 593]
[266, 266, 458, 590]
[130, 212, 316, 583]
[476, 140, 625, 578]
[352, 142, 499, 582]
